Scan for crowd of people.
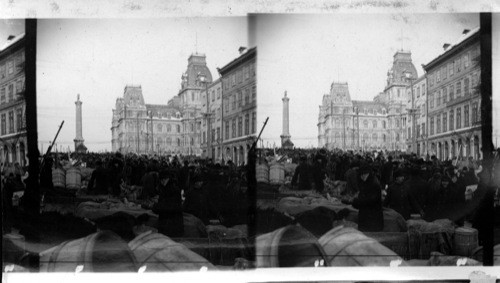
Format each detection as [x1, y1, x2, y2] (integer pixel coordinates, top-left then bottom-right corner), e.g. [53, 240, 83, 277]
[2, 152, 249, 238]
[260, 147, 500, 244]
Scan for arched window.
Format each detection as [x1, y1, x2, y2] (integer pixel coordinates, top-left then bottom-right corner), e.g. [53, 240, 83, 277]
[335, 132, 340, 144]
[372, 133, 377, 142]
[363, 133, 369, 142]
[177, 138, 181, 146]
[372, 120, 377, 128]
[335, 118, 340, 128]
[177, 125, 181, 133]
[363, 120, 368, 128]
[167, 124, 172, 132]
[167, 137, 172, 145]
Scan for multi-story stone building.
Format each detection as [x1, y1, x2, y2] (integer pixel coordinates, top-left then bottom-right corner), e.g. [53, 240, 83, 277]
[0, 33, 27, 166]
[423, 28, 482, 160]
[219, 47, 257, 165]
[111, 85, 185, 155]
[112, 53, 216, 155]
[404, 75, 427, 156]
[318, 50, 418, 152]
[318, 82, 390, 151]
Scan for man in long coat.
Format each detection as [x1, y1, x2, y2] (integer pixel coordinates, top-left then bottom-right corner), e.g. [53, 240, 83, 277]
[353, 164, 384, 232]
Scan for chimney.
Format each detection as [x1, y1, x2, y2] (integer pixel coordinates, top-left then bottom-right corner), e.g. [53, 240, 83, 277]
[463, 29, 470, 35]
[443, 43, 451, 50]
[238, 46, 247, 55]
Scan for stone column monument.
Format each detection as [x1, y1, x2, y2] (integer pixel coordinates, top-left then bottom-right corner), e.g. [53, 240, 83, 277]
[280, 91, 294, 149]
[74, 94, 87, 153]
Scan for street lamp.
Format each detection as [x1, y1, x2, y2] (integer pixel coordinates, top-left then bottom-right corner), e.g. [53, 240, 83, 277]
[197, 72, 212, 160]
[403, 70, 417, 155]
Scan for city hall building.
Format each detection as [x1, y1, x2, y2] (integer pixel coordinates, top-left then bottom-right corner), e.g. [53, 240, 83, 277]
[318, 50, 417, 152]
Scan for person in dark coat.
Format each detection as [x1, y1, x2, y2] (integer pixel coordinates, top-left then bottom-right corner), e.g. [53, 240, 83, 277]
[384, 169, 424, 220]
[312, 156, 326, 193]
[343, 160, 360, 197]
[153, 170, 184, 237]
[405, 166, 429, 214]
[183, 175, 210, 224]
[449, 172, 467, 225]
[292, 156, 311, 191]
[140, 164, 159, 200]
[39, 157, 54, 194]
[87, 160, 109, 195]
[352, 164, 384, 232]
[108, 154, 124, 196]
[380, 156, 394, 189]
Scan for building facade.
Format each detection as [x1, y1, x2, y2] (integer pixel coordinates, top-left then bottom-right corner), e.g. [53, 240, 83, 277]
[219, 47, 257, 165]
[318, 50, 417, 152]
[0, 33, 27, 166]
[423, 28, 482, 161]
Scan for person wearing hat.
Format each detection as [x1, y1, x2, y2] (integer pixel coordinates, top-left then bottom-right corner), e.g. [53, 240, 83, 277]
[352, 164, 384, 232]
[292, 156, 312, 191]
[384, 169, 424, 220]
[153, 170, 184, 237]
[405, 165, 428, 215]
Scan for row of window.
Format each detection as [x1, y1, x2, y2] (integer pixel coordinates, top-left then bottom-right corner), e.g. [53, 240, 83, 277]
[0, 77, 25, 105]
[428, 73, 479, 109]
[0, 108, 24, 136]
[222, 62, 256, 91]
[0, 52, 25, 81]
[201, 127, 221, 145]
[224, 112, 257, 140]
[127, 136, 183, 147]
[429, 102, 479, 136]
[225, 85, 257, 113]
[428, 46, 479, 87]
[125, 121, 182, 133]
[328, 116, 412, 130]
[326, 132, 400, 144]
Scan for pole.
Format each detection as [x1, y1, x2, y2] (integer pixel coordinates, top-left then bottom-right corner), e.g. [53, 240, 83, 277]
[150, 111, 154, 154]
[410, 78, 416, 155]
[342, 108, 346, 150]
[356, 107, 360, 150]
[206, 81, 211, 160]
[136, 113, 139, 153]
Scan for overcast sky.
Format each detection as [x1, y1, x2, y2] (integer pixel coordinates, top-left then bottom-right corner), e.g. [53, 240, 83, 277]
[0, 15, 499, 152]
[252, 13, 491, 148]
[36, 18, 247, 152]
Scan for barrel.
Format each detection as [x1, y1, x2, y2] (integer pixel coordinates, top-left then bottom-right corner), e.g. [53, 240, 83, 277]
[256, 163, 269, 183]
[318, 226, 406, 266]
[39, 231, 138, 272]
[284, 163, 298, 175]
[453, 227, 478, 257]
[65, 167, 82, 190]
[269, 163, 285, 185]
[256, 225, 329, 268]
[207, 225, 252, 266]
[128, 232, 215, 271]
[52, 168, 65, 189]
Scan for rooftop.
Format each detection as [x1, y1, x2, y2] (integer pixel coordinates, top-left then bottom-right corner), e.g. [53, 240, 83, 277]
[0, 33, 25, 52]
